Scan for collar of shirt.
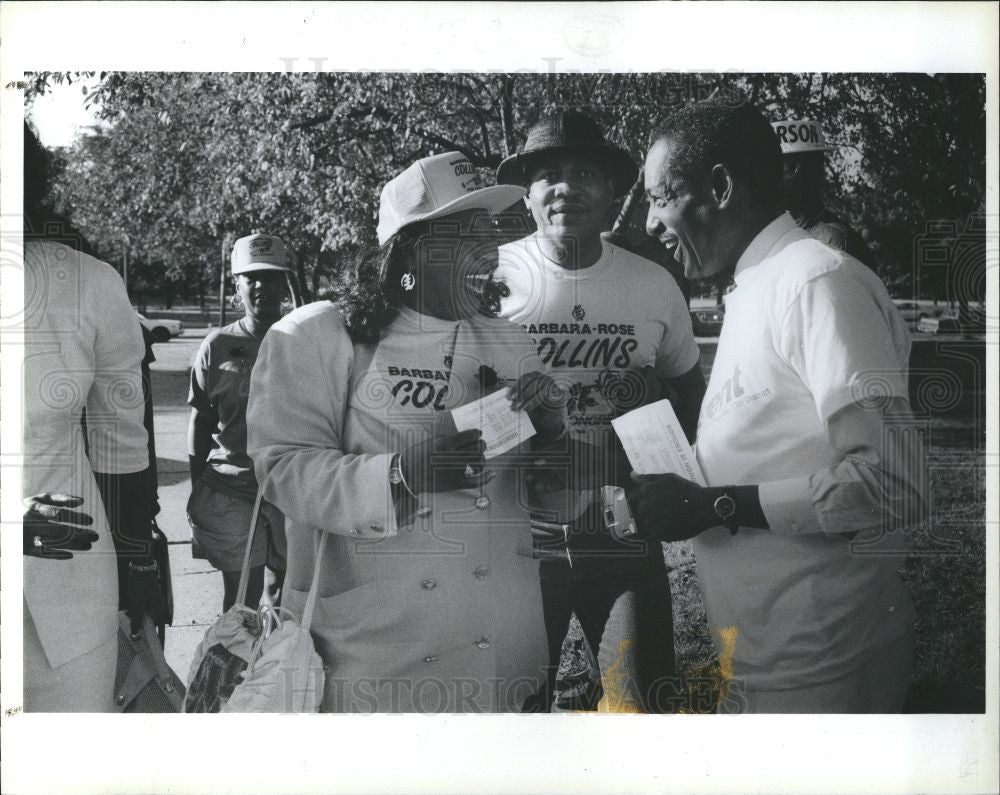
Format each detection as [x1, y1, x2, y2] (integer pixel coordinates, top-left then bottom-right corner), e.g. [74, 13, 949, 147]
[733, 212, 805, 286]
[529, 232, 614, 280]
[395, 304, 462, 333]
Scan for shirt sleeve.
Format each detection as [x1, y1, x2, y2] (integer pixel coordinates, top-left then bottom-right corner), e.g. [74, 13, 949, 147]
[777, 266, 909, 424]
[86, 264, 149, 474]
[652, 274, 701, 379]
[188, 335, 217, 423]
[758, 398, 929, 539]
[761, 268, 924, 537]
[246, 311, 399, 539]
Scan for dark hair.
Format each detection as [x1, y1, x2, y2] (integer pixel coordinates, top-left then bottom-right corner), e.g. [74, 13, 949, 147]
[329, 221, 508, 343]
[23, 121, 97, 255]
[329, 227, 419, 344]
[649, 100, 782, 204]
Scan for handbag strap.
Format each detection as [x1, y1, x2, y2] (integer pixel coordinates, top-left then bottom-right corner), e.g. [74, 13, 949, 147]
[235, 325, 377, 610]
[235, 488, 266, 607]
[300, 530, 328, 630]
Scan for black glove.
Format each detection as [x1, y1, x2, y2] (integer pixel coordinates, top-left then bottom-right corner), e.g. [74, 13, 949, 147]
[23, 493, 98, 560]
[400, 429, 491, 494]
[629, 473, 723, 542]
[629, 474, 767, 542]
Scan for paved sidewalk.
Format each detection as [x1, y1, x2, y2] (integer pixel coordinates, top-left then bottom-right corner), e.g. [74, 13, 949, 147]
[148, 329, 223, 681]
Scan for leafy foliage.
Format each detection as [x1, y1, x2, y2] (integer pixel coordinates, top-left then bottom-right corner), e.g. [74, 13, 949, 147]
[27, 72, 986, 304]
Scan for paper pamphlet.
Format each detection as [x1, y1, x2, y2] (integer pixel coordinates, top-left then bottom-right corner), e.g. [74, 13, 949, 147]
[610, 399, 706, 485]
[451, 388, 536, 459]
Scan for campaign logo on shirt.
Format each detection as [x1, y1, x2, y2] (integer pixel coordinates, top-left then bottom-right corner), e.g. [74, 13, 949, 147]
[699, 363, 773, 426]
[522, 321, 639, 370]
[387, 364, 452, 410]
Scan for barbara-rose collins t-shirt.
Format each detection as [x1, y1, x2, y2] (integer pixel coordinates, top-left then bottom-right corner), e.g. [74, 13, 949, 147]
[693, 214, 916, 691]
[496, 233, 700, 528]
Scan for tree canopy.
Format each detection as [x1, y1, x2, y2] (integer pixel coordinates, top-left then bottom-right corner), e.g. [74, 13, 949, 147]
[27, 71, 986, 305]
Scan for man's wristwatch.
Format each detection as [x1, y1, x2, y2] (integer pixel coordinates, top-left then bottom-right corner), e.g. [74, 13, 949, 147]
[713, 488, 739, 534]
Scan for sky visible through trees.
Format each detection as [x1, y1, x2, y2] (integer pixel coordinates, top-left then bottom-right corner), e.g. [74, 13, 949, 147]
[26, 71, 987, 307]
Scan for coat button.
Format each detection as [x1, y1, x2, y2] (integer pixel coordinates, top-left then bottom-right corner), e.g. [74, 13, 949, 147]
[473, 566, 489, 580]
[475, 636, 491, 649]
[423, 655, 439, 663]
[421, 579, 437, 590]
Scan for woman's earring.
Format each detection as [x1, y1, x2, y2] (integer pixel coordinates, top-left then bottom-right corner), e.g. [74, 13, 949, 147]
[400, 270, 416, 292]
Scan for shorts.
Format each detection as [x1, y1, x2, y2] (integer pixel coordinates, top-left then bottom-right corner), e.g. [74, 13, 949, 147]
[187, 475, 287, 573]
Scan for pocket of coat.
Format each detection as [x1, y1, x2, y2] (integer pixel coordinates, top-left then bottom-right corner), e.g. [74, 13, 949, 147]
[301, 581, 380, 629]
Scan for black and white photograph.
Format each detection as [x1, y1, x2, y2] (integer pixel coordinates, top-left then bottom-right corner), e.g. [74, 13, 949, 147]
[2, 3, 997, 793]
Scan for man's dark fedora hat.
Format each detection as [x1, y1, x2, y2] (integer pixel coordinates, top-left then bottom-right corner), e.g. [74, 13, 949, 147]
[496, 109, 639, 196]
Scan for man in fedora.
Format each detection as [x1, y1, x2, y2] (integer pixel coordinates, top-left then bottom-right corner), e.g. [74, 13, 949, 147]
[494, 109, 706, 712]
[772, 117, 875, 268]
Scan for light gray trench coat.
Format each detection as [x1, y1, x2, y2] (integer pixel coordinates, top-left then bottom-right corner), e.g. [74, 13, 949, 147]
[247, 302, 549, 712]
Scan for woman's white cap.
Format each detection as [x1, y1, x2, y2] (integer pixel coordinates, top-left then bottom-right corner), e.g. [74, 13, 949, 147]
[231, 234, 292, 274]
[377, 152, 525, 245]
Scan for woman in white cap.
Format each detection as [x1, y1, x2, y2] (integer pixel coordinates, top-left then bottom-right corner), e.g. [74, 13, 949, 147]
[246, 152, 567, 712]
[187, 234, 293, 612]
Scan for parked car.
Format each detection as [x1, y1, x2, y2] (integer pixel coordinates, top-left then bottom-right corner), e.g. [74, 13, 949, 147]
[916, 314, 961, 334]
[893, 301, 942, 325]
[690, 306, 725, 337]
[917, 307, 986, 335]
[137, 313, 184, 342]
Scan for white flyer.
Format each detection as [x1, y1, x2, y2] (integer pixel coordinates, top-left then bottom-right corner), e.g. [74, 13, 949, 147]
[610, 399, 707, 485]
[451, 388, 536, 459]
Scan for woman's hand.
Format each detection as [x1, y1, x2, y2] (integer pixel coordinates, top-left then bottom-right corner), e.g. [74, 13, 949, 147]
[509, 371, 567, 442]
[23, 493, 98, 560]
[400, 429, 493, 494]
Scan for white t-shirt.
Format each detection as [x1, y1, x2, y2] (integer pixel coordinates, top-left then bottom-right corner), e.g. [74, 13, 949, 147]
[693, 213, 916, 690]
[497, 234, 697, 425]
[496, 233, 700, 523]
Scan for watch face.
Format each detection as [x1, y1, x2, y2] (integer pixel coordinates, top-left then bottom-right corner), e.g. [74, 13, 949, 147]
[714, 494, 736, 521]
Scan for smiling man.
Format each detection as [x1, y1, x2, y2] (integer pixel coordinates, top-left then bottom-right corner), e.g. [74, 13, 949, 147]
[494, 110, 705, 712]
[637, 99, 927, 713]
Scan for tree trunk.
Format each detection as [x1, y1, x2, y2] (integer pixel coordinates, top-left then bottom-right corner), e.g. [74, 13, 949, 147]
[612, 168, 645, 234]
[218, 232, 228, 327]
[296, 256, 310, 305]
[500, 74, 517, 158]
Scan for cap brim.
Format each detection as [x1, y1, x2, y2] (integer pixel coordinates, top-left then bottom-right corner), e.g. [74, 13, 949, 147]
[497, 144, 639, 195]
[389, 184, 526, 243]
[231, 262, 292, 275]
[780, 145, 838, 155]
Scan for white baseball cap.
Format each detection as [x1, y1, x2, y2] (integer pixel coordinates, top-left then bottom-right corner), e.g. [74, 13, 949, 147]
[377, 152, 526, 245]
[231, 234, 292, 275]
[771, 119, 837, 155]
